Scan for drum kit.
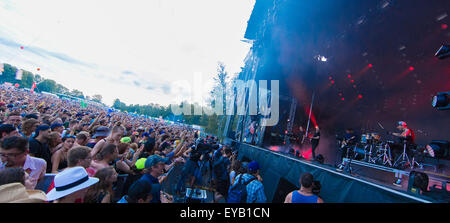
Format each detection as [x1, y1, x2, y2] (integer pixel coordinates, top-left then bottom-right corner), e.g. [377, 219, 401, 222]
[340, 132, 427, 170]
[340, 132, 397, 168]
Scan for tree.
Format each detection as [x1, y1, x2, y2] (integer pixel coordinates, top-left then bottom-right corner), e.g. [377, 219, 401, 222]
[91, 94, 103, 103]
[208, 62, 230, 139]
[21, 71, 34, 88]
[69, 89, 85, 99]
[55, 84, 69, 94]
[0, 63, 18, 84]
[37, 79, 57, 93]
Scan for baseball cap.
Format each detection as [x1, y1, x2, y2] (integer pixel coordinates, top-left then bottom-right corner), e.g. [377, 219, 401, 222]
[34, 125, 50, 137]
[120, 137, 131, 143]
[144, 155, 168, 169]
[92, 126, 110, 138]
[248, 161, 260, 172]
[398, 121, 407, 127]
[50, 123, 63, 130]
[135, 158, 147, 170]
[25, 114, 38, 120]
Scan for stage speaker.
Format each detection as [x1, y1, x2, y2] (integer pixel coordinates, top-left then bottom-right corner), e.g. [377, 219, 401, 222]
[272, 177, 298, 203]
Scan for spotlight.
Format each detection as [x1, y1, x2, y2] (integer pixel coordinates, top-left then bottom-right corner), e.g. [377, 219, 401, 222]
[432, 91, 450, 110]
[435, 44, 450, 60]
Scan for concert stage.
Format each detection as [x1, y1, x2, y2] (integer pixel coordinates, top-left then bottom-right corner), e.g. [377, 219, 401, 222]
[232, 141, 449, 203]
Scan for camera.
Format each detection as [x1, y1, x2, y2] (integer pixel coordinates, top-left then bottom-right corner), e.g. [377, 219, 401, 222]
[312, 180, 321, 196]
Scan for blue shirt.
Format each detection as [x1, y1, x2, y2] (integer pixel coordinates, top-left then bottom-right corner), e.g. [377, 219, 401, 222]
[232, 173, 266, 203]
[213, 156, 230, 181]
[291, 190, 319, 203]
[140, 174, 161, 203]
[117, 195, 128, 203]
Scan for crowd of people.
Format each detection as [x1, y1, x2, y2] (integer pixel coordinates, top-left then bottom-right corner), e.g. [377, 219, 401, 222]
[0, 84, 323, 203]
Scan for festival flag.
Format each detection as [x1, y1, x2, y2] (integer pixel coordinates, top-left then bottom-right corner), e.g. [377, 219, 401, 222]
[31, 82, 37, 94]
[80, 100, 87, 108]
[15, 69, 23, 80]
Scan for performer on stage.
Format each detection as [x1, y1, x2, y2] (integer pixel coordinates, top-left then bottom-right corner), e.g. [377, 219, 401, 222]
[298, 126, 305, 144]
[391, 121, 415, 145]
[390, 121, 415, 162]
[339, 128, 358, 161]
[310, 126, 320, 160]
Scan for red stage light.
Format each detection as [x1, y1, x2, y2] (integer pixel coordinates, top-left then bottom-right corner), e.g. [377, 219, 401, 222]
[20, 46, 24, 49]
[351, 80, 354, 83]
[409, 66, 415, 71]
[331, 80, 335, 84]
[341, 97, 345, 101]
[442, 24, 448, 30]
[329, 76, 332, 80]
[37, 68, 40, 71]
[368, 64, 373, 68]
[358, 94, 363, 99]
[347, 74, 351, 78]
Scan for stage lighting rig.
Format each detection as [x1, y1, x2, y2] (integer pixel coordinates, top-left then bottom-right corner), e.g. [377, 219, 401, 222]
[432, 92, 450, 110]
[435, 44, 450, 60]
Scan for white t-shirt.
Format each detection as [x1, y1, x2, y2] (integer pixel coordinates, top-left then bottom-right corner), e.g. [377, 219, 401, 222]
[0, 155, 47, 189]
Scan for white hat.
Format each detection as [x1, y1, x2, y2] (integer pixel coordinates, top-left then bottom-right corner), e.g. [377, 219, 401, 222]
[46, 166, 99, 201]
[0, 183, 47, 203]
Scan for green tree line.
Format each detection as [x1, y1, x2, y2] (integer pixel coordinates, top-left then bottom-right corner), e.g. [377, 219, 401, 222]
[0, 63, 102, 103]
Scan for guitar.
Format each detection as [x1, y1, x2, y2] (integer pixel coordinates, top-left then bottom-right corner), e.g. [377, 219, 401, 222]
[340, 136, 356, 149]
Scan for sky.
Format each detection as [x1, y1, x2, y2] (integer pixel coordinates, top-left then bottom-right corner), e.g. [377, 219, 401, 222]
[0, 0, 255, 107]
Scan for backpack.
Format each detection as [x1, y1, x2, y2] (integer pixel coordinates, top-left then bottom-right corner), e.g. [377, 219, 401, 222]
[227, 175, 257, 203]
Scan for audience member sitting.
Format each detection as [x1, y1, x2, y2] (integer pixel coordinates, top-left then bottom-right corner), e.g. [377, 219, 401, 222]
[284, 172, 323, 203]
[117, 180, 152, 203]
[0, 136, 46, 189]
[46, 166, 99, 203]
[84, 166, 118, 203]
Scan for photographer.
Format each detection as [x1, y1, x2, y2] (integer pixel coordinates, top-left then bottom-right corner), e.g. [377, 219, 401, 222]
[175, 143, 201, 195]
[284, 172, 323, 203]
[212, 145, 232, 202]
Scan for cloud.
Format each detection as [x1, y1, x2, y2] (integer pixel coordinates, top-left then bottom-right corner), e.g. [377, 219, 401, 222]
[161, 84, 171, 94]
[133, 80, 141, 87]
[0, 36, 96, 68]
[122, 70, 135, 75]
